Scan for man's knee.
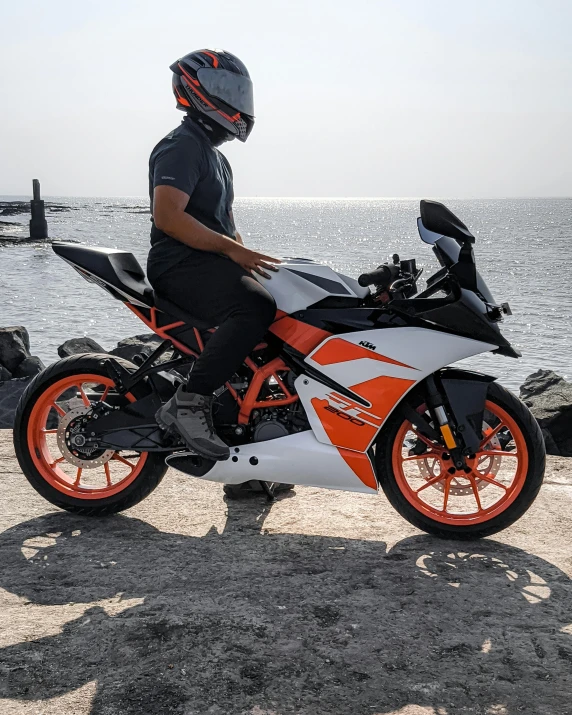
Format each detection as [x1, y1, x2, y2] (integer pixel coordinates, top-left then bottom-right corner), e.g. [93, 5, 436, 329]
[237, 284, 276, 327]
[249, 289, 276, 327]
[259, 290, 277, 326]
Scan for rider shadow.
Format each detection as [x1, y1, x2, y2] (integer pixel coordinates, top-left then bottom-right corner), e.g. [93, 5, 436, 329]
[0, 497, 571, 715]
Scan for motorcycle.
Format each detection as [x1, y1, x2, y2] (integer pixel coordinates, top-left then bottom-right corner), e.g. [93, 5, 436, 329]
[13, 200, 545, 539]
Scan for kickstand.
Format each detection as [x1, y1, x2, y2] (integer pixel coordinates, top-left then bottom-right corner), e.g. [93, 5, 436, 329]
[259, 481, 276, 502]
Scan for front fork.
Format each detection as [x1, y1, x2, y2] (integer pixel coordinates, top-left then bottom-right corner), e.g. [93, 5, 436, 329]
[424, 375, 467, 470]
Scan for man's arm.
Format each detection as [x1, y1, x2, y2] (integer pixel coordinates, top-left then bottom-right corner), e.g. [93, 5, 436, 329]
[153, 185, 279, 278]
[229, 210, 244, 245]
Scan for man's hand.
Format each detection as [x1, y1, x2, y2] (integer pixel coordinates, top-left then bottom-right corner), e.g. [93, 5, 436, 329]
[225, 242, 281, 279]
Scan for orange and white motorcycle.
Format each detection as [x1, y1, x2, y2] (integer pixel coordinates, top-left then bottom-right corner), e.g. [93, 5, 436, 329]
[14, 200, 545, 539]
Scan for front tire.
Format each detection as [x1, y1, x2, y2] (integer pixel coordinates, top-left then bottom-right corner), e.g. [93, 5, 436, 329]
[14, 354, 168, 516]
[375, 381, 545, 539]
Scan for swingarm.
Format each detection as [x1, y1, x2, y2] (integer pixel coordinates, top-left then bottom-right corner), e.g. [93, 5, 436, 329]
[79, 341, 190, 452]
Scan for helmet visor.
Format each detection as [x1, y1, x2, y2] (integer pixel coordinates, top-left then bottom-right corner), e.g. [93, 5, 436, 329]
[196, 68, 254, 116]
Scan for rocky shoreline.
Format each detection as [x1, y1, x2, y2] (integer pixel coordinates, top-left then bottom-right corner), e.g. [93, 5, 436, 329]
[0, 324, 570, 455]
[0, 327, 165, 428]
[0, 201, 76, 245]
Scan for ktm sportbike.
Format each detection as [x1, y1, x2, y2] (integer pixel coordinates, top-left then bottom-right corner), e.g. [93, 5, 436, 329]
[14, 200, 545, 539]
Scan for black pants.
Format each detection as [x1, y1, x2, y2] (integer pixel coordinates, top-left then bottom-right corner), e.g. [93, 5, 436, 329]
[150, 253, 276, 395]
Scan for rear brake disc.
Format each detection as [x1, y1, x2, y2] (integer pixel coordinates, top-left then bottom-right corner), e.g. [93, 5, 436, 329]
[56, 406, 115, 469]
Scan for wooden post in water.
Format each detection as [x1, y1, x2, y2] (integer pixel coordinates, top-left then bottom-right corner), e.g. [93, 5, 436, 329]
[29, 179, 48, 239]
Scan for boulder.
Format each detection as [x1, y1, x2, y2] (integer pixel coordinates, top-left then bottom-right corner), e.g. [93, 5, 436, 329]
[12, 356, 45, 379]
[58, 336, 107, 358]
[0, 327, 31, 372]
[0, 378, 30, 428]
[110, 334, 166, 362]
[520, 369, 572, 456]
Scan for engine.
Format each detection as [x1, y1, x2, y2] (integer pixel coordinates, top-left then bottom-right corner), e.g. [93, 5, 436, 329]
[211, 368, 310, 446]
[252, 403, 309, 442]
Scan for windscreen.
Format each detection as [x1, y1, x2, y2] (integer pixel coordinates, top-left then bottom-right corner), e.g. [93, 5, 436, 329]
[434, 236, 496, 304]
[417, 219, 496, 304]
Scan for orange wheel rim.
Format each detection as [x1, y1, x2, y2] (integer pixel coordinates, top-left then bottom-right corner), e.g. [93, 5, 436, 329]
[27, 374, 148, 500]
[392, 400, 529, 526]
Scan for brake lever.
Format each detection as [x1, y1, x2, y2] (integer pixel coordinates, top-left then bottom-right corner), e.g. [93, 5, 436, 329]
[391, 277, 412, 291]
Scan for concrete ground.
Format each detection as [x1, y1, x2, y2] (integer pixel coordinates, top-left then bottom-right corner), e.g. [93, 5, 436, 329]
[0, 428, 571, 715]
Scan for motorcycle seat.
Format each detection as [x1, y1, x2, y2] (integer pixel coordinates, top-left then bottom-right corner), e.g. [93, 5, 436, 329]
[51, 242, 213, 329]
[52, 243, 155, 307]
[153, 292, 213, 330]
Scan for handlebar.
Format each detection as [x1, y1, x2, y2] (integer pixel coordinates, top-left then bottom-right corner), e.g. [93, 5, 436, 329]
[357, 264, 400, 288]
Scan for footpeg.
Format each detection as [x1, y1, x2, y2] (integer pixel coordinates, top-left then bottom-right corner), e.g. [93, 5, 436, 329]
[166, 451, 216, 477]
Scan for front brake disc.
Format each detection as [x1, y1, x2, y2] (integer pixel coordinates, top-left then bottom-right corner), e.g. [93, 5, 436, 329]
[417, 422, 502, 495]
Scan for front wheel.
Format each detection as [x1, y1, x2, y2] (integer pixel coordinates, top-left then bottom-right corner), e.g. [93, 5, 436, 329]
[13, 354, 168, 516]
[375, 381, 545, 539]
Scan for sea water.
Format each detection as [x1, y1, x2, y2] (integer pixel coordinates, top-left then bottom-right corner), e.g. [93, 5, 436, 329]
[1, 196, 570, 392]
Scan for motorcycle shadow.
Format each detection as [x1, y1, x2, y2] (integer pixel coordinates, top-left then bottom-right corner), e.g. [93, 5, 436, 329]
[0, 499, 570, 715]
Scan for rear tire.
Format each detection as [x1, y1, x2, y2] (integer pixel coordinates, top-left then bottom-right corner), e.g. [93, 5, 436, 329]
[375, 381, 545, 539]
[14, 354, 168, 516]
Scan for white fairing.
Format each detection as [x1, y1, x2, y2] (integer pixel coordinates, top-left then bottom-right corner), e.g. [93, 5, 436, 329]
[205, 431, 377, 493]
[306, 328, 497, 383]
[297, 328, 497, 451]
[190, 260, 499, 493]
[257, 261, 368, 313]
[198, 326, 496, 492]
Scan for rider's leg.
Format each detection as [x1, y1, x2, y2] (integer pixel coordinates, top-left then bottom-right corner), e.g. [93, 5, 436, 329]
[151, 253, 276, 459]
[185, 273, 276, 395]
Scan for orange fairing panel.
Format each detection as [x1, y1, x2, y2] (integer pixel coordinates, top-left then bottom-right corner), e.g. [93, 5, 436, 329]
[338, 449, 377, 490]
[312, 337, 415, 370]
[351, 375, 416, 425]
[311, 374, 415, 453]
[311, 397, 377, 452]
[270, 316, 331, 355]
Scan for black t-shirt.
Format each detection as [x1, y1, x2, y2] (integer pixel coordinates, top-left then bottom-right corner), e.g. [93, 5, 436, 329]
[147, 116, 236, 282]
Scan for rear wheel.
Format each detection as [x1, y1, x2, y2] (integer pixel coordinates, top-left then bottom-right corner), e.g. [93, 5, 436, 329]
[14, 354, 168, 516]
[375, 381, 545, 539]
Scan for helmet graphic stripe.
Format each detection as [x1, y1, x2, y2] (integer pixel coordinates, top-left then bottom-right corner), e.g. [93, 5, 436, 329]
[201, 51, 219, 67]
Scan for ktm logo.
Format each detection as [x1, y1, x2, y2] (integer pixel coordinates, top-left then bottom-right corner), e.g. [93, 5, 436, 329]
[324, 405, 366, 426]
[359, 341, 376, 351]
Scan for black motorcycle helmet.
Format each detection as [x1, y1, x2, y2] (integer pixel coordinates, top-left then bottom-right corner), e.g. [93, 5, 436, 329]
[170, 49, 254, 142]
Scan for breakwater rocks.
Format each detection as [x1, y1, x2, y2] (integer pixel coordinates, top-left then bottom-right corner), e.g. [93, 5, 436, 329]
[0, 201, 73, 217]
[0, 327, 46, 428]
[0, 201, 74, 244]
[0, 327, 164, 428]
[520, 370, 572, 456]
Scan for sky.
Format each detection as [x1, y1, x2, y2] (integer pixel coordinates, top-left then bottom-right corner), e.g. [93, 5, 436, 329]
[1, 0, 571, 198]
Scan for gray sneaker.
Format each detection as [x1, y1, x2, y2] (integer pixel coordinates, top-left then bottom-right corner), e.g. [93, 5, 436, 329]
[156, 387, 230, 461]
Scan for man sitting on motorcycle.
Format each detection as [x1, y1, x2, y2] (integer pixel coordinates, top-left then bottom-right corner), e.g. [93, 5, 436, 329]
[148, 49, 281, 470]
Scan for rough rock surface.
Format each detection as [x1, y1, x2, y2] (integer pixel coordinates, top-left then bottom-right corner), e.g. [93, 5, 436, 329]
[0, 381, 29, 428]
[0, 201, 73, 217]
[11, 356, 44, 380]
[110, 333, 165, 362]
[0, 429, 571, 715]
[0, 327, 31, 373]
[57, 337, 107, 358]
[520, 369, 572, 456]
